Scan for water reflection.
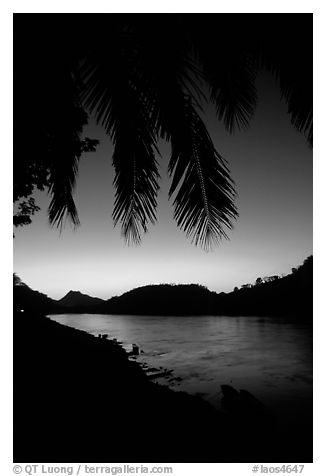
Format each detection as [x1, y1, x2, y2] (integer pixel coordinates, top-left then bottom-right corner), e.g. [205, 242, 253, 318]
[50, 313, 312, 426]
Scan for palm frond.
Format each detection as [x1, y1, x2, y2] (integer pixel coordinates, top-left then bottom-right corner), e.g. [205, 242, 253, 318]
[47, 139, 80, 229]
[112, 133, 159, 245]
[205, 54, 257, 133]
[130, 21, 205, 141]
[168, 98, 238, 250]
[255, 14, 313, 147]
[285, 89, 312, 147]
[278, 70, 312, 147]
[187, 17, 258, 135]
[80, 25, 160, 243]
[128, 26, 237, 248]
[45, 65, 90, 228]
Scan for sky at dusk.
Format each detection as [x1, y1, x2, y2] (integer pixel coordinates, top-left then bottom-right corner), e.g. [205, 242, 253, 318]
[13, 73, 312, 300]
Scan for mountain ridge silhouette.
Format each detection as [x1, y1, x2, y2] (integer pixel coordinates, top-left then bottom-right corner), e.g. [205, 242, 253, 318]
[57, 290, 105, 308]
[14, 256, 312, 318]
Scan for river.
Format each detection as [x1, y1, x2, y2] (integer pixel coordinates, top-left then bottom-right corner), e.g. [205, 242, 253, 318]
[49, 313, 312, 428]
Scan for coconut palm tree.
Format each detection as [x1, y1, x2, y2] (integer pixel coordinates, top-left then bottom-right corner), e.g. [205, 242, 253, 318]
[14, 14, 312, 249]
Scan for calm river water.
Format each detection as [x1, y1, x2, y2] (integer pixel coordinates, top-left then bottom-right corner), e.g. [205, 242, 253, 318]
[49, 313, 312, 426]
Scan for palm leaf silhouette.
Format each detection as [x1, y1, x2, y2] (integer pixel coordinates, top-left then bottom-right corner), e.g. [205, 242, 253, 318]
[130, 25, 237, 248]
[79, 20, 237, 247]
[14, 15, 312, 245]
[80, 24, 160, 243]
[205, 54, 258, 133]
[46, 69, 90, 228]
[168, 97, 237, 249]
[253, 14, 313, 146]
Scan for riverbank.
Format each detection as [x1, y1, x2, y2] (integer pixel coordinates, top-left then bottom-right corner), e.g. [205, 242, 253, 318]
[14, 311, 312, 463]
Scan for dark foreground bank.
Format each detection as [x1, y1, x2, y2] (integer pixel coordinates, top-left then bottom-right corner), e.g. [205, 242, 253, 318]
[14, 311, 312, 463]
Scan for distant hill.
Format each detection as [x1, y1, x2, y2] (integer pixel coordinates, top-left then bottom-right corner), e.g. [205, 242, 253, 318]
[57, 290, 106, 309]
[13, 283, 107, 315]
[104, 256, 312, 318]
[107, 284, 215, 315]
[213, 255, 312, 319]
[13, 256, 312, 318]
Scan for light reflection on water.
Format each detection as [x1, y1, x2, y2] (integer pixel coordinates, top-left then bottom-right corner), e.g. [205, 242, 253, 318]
[49, 313, 312, 423]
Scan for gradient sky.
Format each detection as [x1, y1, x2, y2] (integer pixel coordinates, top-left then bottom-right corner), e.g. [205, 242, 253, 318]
[13, 73, 312, 300]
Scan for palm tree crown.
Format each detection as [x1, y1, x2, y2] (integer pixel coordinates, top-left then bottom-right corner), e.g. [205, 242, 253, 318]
[14, 14, 312, 249]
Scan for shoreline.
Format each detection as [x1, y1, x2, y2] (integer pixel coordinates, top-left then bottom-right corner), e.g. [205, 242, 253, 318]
[14, 310, 312, 463]
[48, 314, 183, 390]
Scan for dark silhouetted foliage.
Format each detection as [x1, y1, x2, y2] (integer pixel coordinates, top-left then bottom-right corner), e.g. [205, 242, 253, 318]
[14, 14, 312, 247]
[13, 276, 61, 314]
